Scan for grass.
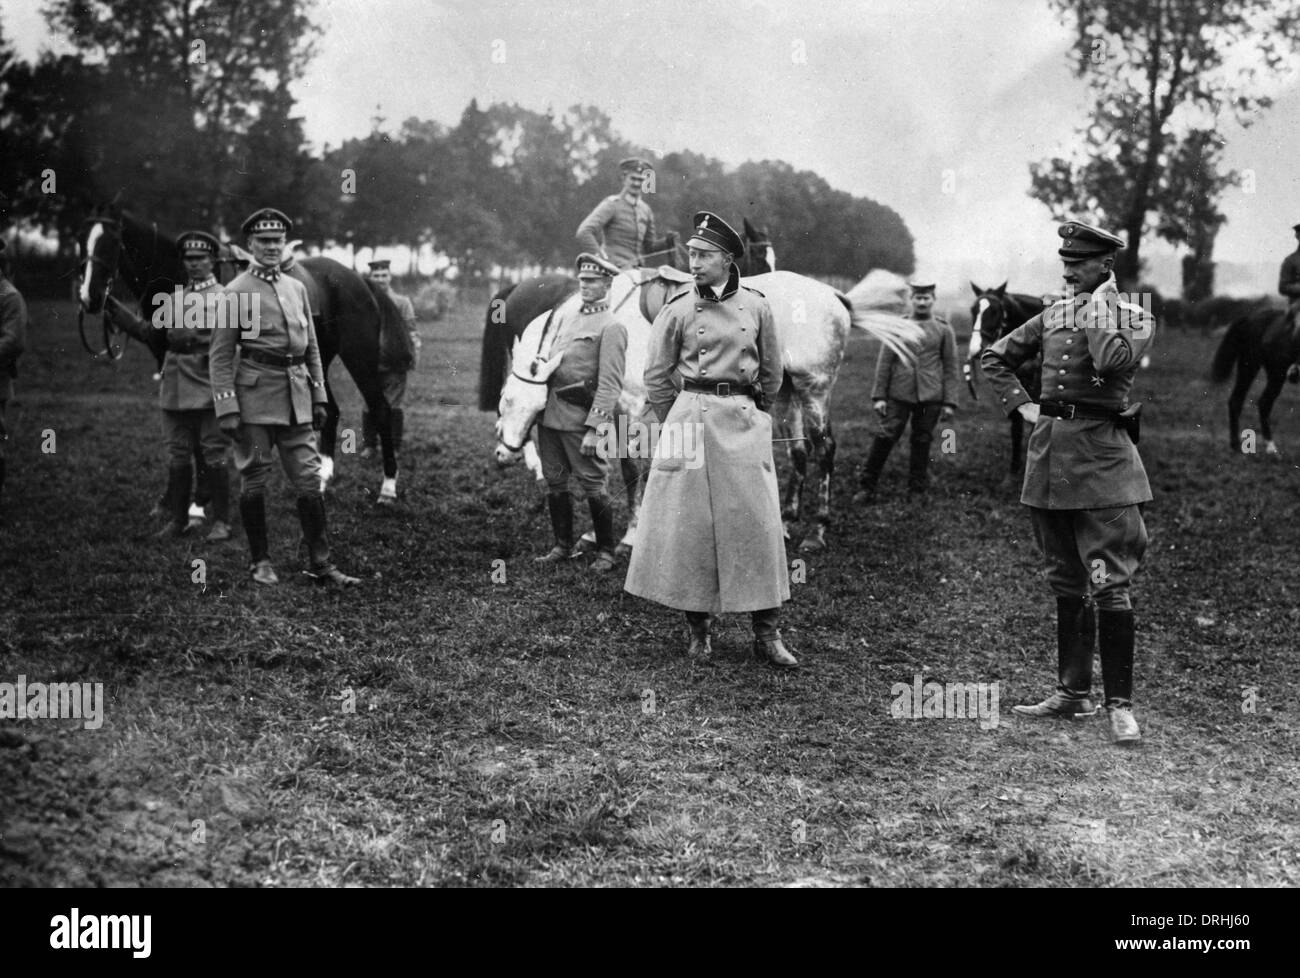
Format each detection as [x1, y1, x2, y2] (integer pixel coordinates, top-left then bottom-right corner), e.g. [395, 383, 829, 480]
[1, 295, 1299, 887]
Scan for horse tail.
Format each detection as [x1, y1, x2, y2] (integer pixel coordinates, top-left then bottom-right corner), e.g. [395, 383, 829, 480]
[478, 282, 518, 411]
[1209, 316, 1247, 384]
[838, 288, 923, 368]
[364, 277, 413, 372]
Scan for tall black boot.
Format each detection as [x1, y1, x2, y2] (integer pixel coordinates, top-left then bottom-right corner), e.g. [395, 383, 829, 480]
[853, 436, 895, 504]
[360, 411, 377, 459]
[907, 442, 932, 496]
[1013, 596, 1098, 718]
[193, 447, 212, 508]
[535, 492, 573, 563]
[239, 493, 269, 563]
[752, 607, 798, 668]
[392, 408, 405, 455]
[587, 493, 616, 572]
[1099, 608, 1140, 743]
[0, 457, 6, 522]
[156, 465, 191, 537]
[205, 463, 232, 541]
[296, 494, 360, 585]
[685, 611, 713, 657]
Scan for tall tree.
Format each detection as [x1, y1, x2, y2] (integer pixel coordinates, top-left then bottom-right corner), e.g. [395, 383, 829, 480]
[1029, 0, 1300, 287]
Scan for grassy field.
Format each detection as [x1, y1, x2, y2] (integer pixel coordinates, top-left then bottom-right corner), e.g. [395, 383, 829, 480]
[2, 293, 1299, 888]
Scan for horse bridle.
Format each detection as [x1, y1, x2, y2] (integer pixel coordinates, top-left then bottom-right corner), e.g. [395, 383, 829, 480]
[500, 305, 565, 453]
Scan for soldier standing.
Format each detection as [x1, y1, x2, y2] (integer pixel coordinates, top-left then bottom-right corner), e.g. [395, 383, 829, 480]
[981, 220, 1155, 746]
[533, 253, 628, 574]
[210, 208, 359, 587]
[575, 157, 676, 271]
[1279, 223, 1300, 381]
[0, 239, 26, 523]
[853, 279, 959, 503]
[361, 258, 420, 458]
[625, 211, 796, 668]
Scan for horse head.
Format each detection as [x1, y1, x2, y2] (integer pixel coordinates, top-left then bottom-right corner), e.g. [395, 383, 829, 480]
[494, 307, 567, 466]
[738, 217, 776, 276]
[79, 208, 124, 314]
[968, 281, 1011, 356]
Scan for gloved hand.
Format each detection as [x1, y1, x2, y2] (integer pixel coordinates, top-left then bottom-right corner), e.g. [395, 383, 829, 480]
[873, 399, 888, 417]
[312, 405, 328, 431]
[219, 414, 242, 438]
[580, 429, 601, 457]
[1017, 402, 1041, 423]
[940, 406, 955, 423]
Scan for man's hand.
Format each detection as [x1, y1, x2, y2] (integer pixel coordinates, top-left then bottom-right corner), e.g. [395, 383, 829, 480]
[940, 406, 955, 424]
[312, 405, 328, 431]
[1017, 402, 1041, 424]
[580, 429, 601, 457]
[219, 415, 242, 438]
[873, 399, 888, 417]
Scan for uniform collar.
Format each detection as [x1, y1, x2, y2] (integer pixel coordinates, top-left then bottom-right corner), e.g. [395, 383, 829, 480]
[580, 300, 609, 315]
[695, 263, 740, 302]
[186, 275, 217, 291]
[249, 262, 280, 283]
[620, 191, 643, 208]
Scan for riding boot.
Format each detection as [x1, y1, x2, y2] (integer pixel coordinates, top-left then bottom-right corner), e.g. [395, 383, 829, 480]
[853, 437, 895, 504]
[588, 493, 616, 572]
[0, 458, 6, 521]
[205, 463, 232, 541]
[1013, 596, 1097, 718]
[156, 465, 191, 537]
[239, 494, 277, 584]
[1099, 608, 1140, 744]
[392, 409, 405, 455]
[359, 411, 376, 459]
[535, 492, 574, 563]
[685, 611, 713, 658]
[752, 607, 798, 668]
[297, 493, 360, 585]
[193, 449, 212, 509]
[907, 443, 932, 496]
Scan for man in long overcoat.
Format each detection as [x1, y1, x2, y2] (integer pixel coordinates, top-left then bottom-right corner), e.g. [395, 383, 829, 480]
[624, 211, 796, 668]
[981, 220, 1155, 745]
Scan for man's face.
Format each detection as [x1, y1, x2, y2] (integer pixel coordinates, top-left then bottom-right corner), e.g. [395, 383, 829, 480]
[248, 233, 285, 267]
[370, 268, 391, 288]
[688, 246, 730, 288]
[1061, 255, 1112, 296]
[183, 254, 214, 281]
[622, 169, 644, 196]
[578, 275, 610, 303]
[910, 291, 935, 318]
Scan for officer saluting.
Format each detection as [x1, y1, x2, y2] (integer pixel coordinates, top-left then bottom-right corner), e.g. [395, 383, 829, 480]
[210, 208, 359, 586]
[533, 253, 628, 573]
[981, 220, 1154, 745]
[625, 211, 796, 668]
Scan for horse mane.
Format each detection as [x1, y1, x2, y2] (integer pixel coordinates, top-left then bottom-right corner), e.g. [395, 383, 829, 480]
[478, 282, 519, 411]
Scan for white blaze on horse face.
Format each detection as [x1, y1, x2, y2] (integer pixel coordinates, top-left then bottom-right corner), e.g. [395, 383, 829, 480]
[766, 246, 776, 273]
[968, 299, 990, 358]
[495, 314, 563, 464]
[80, 222, 103, 309]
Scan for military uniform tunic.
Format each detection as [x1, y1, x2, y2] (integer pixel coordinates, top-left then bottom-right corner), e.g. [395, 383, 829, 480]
[209, 265, 329, 496]
[1279, 249, 1300, 303]
[536, 299, 628, 496]
[872, 313, 960, 450]
[378, 289, 419, 408]
[576, 194, 657, 270]
[0, 277, 27, 460]
[157, 276, 231, 468]
[624, 266, 788, 614]
[981, 275, 1156, 609]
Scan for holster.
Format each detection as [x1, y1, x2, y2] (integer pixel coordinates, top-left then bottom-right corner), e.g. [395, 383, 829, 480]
[1118, 403, 1142, 444]
[750, 385, 770, 411]
[554, 381, 595, 409]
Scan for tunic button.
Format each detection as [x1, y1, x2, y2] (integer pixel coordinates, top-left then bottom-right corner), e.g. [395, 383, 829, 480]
[1062, 354, 1070, 360]
[696, 306, 703, 312]
[1012, 389, 1020, 394]
[1057, 384, 1065, 390]
[698, 328, 705, 334]
[1066, 339, 1073, 345]
[1059, 369, 1066, 375]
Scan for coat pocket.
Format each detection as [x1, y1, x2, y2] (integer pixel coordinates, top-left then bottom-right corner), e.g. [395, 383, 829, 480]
[235, 362, 261, 387]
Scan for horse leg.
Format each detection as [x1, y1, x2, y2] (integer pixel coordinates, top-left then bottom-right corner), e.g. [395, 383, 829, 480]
[1228, 360, 1258, 454]
[318, 369, 340, 491]
[614, 453, 645, 557]
[1258, 367, 1286, 455]
[796, 388, 833, 553]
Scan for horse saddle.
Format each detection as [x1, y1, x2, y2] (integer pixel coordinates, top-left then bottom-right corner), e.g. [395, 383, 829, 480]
[639, 267, 693, 324]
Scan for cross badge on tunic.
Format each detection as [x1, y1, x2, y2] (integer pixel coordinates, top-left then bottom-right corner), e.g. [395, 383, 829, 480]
[1090, 374, 1105, 387]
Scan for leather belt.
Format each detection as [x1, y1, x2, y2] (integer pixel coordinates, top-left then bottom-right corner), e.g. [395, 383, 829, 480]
[244, 349, 306, 368]
[1039, 401, 1121, 422]
[682, 379, 750, 397]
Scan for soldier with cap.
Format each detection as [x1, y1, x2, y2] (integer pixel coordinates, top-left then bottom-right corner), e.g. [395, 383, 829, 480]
[533, 253, 628, 573]
[1279, 223, 1300, 381]
[210, 208, 359, 586]
[0, 238, 26, 523]
[981, 220, 1155, 746]
[361, 258, 421, 459]
[853, 278, 960, 503]
[575, 157, 676, 270]
[625, 211, 796, 668]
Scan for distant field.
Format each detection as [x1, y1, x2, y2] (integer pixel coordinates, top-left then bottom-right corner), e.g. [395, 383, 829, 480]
[2, 295, 1299, 887]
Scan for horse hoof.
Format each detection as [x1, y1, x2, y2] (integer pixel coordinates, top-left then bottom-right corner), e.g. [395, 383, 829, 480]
[614, 543, 633, 558]
[376, 495, 395, 506]
[1264, 441, 1280, 456]
[798, 537, 826, 554]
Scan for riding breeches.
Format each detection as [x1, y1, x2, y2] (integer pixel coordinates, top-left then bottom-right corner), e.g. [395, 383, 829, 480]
[537, 425, 609, 497]
[1029, 505, 1148, 610]
[232, 422, 322, 496]
[879, 400, 943, 448]
[162, 409, 229, 468]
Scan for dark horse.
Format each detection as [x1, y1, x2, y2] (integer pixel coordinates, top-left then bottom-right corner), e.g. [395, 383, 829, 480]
[476, 218, 776, 552]
[1210, 303, 1300, 454]
[965, 282, 1045, 475]
[78, 205, 407, 501]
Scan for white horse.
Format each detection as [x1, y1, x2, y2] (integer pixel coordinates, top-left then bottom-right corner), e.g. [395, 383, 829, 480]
[494, 266, 921, 553]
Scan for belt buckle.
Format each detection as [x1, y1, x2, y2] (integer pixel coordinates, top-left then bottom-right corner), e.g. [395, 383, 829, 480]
[1061, 403, 1076, 420]
[716, 382, 731, 396]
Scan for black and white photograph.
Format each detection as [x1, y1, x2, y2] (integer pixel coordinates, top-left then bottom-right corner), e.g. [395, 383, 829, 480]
[0, 0, 1296, 918]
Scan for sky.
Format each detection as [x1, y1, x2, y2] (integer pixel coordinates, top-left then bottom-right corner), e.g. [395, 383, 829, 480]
[5, 0, 1299, 293]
